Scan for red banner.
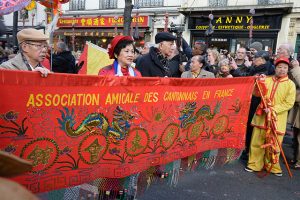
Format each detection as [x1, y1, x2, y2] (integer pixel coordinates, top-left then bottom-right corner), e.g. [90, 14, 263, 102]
[0, 70, 254, 193]
[57, 16, 149, 28]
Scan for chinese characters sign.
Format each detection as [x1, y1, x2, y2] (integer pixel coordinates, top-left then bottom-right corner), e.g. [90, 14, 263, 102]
[57, 16, 149, 28]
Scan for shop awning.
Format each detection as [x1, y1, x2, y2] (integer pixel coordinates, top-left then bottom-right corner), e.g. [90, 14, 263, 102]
[54, 28, 147, 37]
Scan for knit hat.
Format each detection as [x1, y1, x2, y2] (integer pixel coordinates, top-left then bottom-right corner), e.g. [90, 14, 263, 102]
[17, 28, 48, 44]
[108, 35, 133, 59]
[249, 42, 263, 51]
[254, 51, 269, 61]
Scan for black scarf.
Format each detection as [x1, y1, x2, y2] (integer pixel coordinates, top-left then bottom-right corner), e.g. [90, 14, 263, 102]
[155, 48, 170, 77]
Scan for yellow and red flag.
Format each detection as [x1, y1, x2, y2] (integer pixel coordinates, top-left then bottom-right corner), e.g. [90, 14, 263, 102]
[78, 42, 113, 75]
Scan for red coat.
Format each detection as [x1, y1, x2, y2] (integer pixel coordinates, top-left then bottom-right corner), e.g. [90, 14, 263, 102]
[98, 64, 142, 77]
[41, 58, 51, 71]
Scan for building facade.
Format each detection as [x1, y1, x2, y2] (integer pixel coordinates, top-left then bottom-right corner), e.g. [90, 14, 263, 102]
[2, 0, 300, 56]
[179, 0, 300, 56]
[58, 0, 185, 51]
[1, 2, 47, 48]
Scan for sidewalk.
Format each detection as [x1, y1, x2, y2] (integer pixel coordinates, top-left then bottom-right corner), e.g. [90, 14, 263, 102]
[140, 132, 300, 200]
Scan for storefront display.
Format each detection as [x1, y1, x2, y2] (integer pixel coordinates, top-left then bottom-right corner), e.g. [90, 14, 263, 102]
[188, 14, 282, 52]
[55, 15, 150, 51]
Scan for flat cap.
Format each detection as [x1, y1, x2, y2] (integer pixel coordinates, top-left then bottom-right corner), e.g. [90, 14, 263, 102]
[155, 32, 177, 44]
[17, 28, 48, 44]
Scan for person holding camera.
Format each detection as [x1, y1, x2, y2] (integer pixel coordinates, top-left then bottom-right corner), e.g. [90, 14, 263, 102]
[230, 47, 252, 77]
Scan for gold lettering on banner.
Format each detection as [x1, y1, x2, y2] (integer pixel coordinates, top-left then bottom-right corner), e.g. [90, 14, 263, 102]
[202, 91, 210, 100]
[26, 93, 101, 107]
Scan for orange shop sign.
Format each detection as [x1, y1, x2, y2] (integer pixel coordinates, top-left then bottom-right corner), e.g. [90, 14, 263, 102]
[57, 16, 149, 28]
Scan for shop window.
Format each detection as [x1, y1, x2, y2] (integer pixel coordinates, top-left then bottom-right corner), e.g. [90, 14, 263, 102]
[99, 0, 117, 9]
[208, 0, 228, 7]
[257, 0, 282, 5]
[135, 0, 164, 7]
[69, 0, 85, 11]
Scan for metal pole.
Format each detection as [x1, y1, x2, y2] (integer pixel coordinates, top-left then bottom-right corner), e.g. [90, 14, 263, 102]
[12, 11, 18, 48]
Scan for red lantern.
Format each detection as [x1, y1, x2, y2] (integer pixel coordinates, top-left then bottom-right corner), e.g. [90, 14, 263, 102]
[38, 0, 69, 8]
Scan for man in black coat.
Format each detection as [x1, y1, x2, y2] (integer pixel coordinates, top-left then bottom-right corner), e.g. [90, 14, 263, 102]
[52, 42, 76, 73]
[136, 32, 177, 77]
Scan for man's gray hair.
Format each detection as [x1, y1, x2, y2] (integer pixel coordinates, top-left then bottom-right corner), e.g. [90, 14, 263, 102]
[280, 43, 294, 56]
[57, 42, 67, 51]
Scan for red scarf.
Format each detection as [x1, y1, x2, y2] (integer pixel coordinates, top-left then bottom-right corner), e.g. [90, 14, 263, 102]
[121, 67, 129, 76]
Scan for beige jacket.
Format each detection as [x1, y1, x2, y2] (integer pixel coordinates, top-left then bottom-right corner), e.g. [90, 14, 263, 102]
[288, 66, 300, 128]
[0, 53, 32, 71]
[181, 69, 215, 78]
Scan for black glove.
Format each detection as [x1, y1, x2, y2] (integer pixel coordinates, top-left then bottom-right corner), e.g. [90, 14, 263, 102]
[74, 61, 84, 74]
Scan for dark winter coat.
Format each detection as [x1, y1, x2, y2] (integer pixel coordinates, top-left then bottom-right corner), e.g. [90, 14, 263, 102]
[136, 47, 169, 77]
[52, 51, 76, 74]
[231, 61, 274, 77]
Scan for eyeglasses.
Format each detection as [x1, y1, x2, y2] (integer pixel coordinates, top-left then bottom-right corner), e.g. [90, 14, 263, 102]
[26, 42, 48, 50]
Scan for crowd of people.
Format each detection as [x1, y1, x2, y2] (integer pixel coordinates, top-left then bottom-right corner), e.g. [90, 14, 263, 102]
[0, 28, 299, 176]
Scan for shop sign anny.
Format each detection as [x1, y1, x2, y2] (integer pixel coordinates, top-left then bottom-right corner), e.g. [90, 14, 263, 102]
[189, 15, 282, 31]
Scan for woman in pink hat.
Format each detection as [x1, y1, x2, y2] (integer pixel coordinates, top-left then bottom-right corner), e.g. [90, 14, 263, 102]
[98, 36, 141, 77]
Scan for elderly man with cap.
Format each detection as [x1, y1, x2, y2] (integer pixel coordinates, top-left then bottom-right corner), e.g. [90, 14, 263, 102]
[0, 28, 50, 77]
[136, 32, 177, 77]
[245, 57, 296, 176]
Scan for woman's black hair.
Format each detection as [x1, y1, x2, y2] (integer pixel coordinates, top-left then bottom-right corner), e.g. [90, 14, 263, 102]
[113, 39, 134, 58]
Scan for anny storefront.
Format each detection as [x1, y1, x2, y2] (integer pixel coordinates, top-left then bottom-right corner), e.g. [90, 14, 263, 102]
[180, 6, 292, 53]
